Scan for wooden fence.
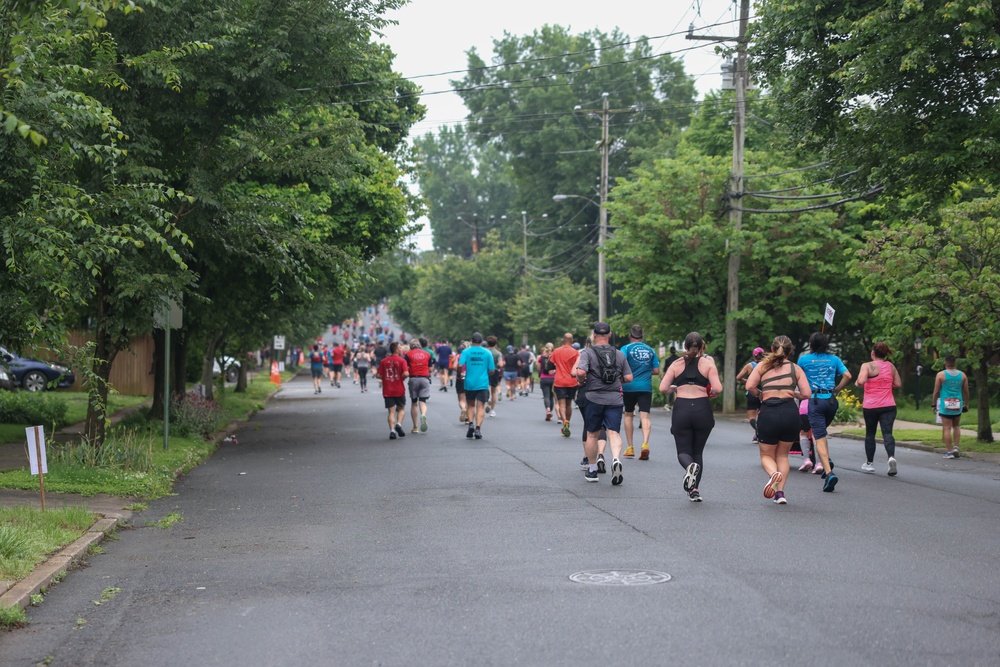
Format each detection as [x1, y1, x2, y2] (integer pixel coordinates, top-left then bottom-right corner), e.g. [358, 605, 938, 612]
[53, 332, 155, 396]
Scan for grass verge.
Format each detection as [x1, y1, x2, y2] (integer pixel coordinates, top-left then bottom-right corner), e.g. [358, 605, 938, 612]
[0, 505, 95, 581]
[840, 428, 1000, 453]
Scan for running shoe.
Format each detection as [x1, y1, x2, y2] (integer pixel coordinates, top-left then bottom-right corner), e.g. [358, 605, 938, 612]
[490, 410, 497, 418]
[394, 424, 406, 438]
[763, 471, 782, 499]
[389, 431, 397, 440]
[682, 462, 700, 492]
[420, 416, 427, 433]
[887, 457, 898, 476]
[798, 459, 814, 472]
[812, 462, 824, 474]
[545, 411, 552, 421]
[639, 444, 650, 460]
[561, 421, 571, 438]
[596, 454, 606, 474]
[953, 448, 961, 459]
[459, 411, 466, 422]
[823, 472, 839, 492]
[623, 445, 635, 458]
[584, 469, 599, 483]
[466, 425, 475, 439]
[943, 451, 955, 459]
[611, 458, 623, 486]
[861, 462, 875, 473]
[579, 457, 589, 470]
[688, 489, 702, 502]
[773, 491, 787, 505]
[411, 427, 419, 434]
[474, 427, 483, 440]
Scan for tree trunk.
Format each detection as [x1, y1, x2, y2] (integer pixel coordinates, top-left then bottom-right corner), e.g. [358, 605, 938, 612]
[201, 330, 223, 401]
[974, 355, 994, 442]
[235, 350, 248, 393]
[85, 290, 120, 447]
[174, 327, 188, 402]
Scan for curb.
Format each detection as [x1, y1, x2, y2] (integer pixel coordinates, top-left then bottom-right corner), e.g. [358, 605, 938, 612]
[0, 514, 129, 610]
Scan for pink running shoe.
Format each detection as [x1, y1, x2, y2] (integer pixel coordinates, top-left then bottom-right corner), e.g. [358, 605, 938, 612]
[812, 462, 824, 474]
[763, 471, 783, 499]
[798, 459, 813, 472]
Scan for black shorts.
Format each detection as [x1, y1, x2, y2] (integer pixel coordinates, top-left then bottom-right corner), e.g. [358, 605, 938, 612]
[489, 370, 502, 387]
[757, 398, 800, 445]
[466, 389, 490, 405]
[455, 377, 464, 393]
[519, 367, 532, 379]
[311, 366, 323, 378]
[623, 391, 652, 413]
[332, 364, 343, 373]
[555, 386, 578, 401]
[799, 413, 811, 433]
[383, 396, 406, 409]
[746, 393, 762, 411]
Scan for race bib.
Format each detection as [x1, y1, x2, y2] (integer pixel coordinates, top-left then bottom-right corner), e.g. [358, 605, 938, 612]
[944, 397, 961, 411]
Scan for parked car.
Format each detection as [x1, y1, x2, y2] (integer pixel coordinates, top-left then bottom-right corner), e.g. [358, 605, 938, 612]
[0, 345, 76, 391]
[0, 360, 15, 391]
[212, 356, 240, 383]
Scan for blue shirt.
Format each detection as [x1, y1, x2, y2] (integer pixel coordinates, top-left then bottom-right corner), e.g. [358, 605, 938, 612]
[458, 345, 495, 391]
[620, 342, 660, 393]
[797, 352, 848, 398]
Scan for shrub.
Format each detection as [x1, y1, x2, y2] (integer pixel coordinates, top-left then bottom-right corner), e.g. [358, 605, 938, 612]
[0, 391, 68, 428]
[50, 429, 153, 472]
[170, 393, 224, 439]
[835, 392, 862, 424]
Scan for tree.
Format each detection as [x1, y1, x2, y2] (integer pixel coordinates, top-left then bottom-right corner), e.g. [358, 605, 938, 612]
[749, 0, 1000, 202]
[508, 276, 594, 347]
[853, 194, 1000, 442]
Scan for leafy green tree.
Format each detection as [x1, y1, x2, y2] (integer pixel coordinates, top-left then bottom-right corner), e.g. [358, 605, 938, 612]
[509, 276, 594, 347]
[853, 194, 1000, 441]
[749, 0, 1000, 202]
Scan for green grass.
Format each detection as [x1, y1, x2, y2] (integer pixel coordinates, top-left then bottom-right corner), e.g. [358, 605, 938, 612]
[841, 428, 1000, 453]
[0, 505, 95, 581]
[0, 393, 149, 446]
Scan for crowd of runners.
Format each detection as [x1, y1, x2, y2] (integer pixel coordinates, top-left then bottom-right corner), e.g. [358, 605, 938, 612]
[311, 303, 971, 507]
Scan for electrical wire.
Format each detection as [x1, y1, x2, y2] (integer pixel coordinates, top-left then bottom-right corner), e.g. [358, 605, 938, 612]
[728, 186, 885, 213]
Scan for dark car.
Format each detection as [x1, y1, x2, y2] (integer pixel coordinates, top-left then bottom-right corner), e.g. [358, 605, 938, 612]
[0, 345, 75, 392]
[0, 360, 15, 391]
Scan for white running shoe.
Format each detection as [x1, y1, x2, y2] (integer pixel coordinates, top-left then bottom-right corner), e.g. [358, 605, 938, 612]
[861, 462, 875, 473]
[489, 410, 497, 417]
[887, 457, 897, 476]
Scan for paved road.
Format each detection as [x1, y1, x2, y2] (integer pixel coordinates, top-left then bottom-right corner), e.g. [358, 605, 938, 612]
[1, 371, 998, 666]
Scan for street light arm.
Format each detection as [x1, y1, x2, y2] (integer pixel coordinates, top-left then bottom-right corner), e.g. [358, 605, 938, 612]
[553, 193, 600, 208]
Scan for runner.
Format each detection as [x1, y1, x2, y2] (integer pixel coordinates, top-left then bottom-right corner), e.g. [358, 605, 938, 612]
[745, 336, 812, 505]
[331, 342, 345, 388]
[405, 337, 433, 434]
[574, 336, 606, 472]
[309, 344, 324, 394]
[735, 347, 766, 443]
[798, 332, 853, 492]
[354, 344, 371, 393]
[549, 333, 580, 437]
[658, 332, 722, 502]
[931, 354, 969, 459]
[458, 333, 495, 439]
[376, 342, 408, 440]
[517, 344, 535, 396]
[538, 343, 556, 421]
[486, 336, 503, 416]
[661, 346, 679, 411]
[798, 398, 820, 473]
[620, 324, 661, 460]
[454, 342, 468, 424]
[575, 323, 632, 484]
[435, 340, 453, 392]
[856, 342, 902, 475]
[372, 341, 389, 390]
[502, 345, 521, 400]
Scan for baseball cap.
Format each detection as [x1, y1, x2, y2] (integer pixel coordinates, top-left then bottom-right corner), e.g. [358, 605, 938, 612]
[753, 347, 765, 356]
[593, 322, 611, 335]
[572, 342, 581, 350]
[629, 324, 644, 339]
[471, 332, 484, 344]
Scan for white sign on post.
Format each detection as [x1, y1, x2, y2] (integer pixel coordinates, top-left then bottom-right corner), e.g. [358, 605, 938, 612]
[26, 426, 48, 475]
[824, 303, 836, 326]
[273, 335, 286, 350]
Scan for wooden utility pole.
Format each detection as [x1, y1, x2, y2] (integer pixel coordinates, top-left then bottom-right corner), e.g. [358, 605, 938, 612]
[688, 0, 750, 413]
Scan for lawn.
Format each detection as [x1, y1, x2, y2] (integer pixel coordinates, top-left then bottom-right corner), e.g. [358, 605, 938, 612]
[0, 391, 149, 446]
[840, 428, 1000, 454]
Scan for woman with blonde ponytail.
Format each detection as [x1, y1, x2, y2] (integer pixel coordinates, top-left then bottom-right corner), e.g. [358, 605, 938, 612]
[746, 336, 811, 505]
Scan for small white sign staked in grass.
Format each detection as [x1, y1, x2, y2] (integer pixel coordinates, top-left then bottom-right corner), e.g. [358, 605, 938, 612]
[25, 425, 48, 509]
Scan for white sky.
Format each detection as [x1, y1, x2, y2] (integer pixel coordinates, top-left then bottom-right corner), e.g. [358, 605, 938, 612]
[379, 0, 743, 249]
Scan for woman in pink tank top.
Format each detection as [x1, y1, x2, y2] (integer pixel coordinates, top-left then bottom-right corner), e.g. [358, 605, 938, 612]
[855, 342, 903, 476]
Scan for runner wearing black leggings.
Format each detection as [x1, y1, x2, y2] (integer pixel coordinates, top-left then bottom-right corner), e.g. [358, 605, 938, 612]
[659, 332, 723, 502]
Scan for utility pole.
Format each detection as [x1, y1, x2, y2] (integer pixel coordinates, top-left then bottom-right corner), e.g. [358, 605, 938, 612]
[687, 0, 750, 413]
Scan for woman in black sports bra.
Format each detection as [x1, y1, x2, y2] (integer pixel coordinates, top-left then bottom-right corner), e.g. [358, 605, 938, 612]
[745, 336, 812, 505]
[659, 332, 722, 502]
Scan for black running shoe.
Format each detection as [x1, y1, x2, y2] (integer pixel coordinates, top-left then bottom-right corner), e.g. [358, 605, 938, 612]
[596, 454, 606, 474]
[611, 458, 623, 486]
[579, 457, 589, 470]
[584, 469, 599, 483]
[389, 431, 397, 440]
[474, 427, 482, 440]
[688, 489, 702, 502]
[466, 426, 475, 439]
[394, 424, 406, 438]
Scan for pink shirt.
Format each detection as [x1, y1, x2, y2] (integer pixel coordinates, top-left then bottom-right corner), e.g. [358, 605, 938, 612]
[862, 360, 896, 409]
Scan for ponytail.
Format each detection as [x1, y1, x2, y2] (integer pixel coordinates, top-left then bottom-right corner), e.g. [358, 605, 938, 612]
[683, 332, 704, 359]
[758, 335, 794, 375]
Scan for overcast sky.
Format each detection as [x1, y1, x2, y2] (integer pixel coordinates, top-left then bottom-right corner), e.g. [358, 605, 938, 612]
[379, 0, 743, 248]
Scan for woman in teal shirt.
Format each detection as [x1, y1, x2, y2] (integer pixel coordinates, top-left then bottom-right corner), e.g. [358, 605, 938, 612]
[931, 355, 969, 459]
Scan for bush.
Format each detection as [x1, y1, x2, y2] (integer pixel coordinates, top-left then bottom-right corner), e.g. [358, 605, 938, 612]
[835, 392, 862, 424]
[0, 391, 68, 428]
[50, 429, 153, 472]
[170, 393, 224, 439]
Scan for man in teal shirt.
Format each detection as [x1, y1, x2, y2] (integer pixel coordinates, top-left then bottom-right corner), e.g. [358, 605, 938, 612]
[458, 332, 495, 440]
[620, 324, 661, 460]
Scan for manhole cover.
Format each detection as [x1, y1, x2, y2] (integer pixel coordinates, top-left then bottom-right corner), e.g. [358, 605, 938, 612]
[569, 569, 672, 586]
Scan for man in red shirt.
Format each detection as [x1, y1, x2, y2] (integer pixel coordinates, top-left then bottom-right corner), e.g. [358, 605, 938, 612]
[330, 343, 346, 388]
[549, 332, 581, 438]
[376, 342, 409, 440]
[405, 337, 433, 434]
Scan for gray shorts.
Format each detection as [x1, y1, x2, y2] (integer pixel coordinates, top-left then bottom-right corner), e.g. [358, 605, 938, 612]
[408, 376, 431, 401]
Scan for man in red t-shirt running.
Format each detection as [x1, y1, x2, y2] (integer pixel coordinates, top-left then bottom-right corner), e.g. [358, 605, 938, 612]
[405, 337, 433, 434]
[549, 332, 581, 438]
[331, 343, 346, 388]
[377, 342, 409, 440]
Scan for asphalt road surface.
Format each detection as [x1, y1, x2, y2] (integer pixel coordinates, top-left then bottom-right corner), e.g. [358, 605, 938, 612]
[1, 370, 999, 666]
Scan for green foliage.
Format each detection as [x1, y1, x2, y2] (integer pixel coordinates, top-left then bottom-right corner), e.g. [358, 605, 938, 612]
[170, 394, 224, 440]
[749, 0, 1000, 202]
[0, 505, 94, 581]
[0, 605, 27, 627]
[508, 277, 595, 346]
[0, 392, 68, 429]
[49, 430, 152, 472]
[834, 392, 862, 424]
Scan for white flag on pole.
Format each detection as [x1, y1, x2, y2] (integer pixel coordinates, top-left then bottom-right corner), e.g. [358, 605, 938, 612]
[824, 303, 836, 326]
[26, 426, 48, 475]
